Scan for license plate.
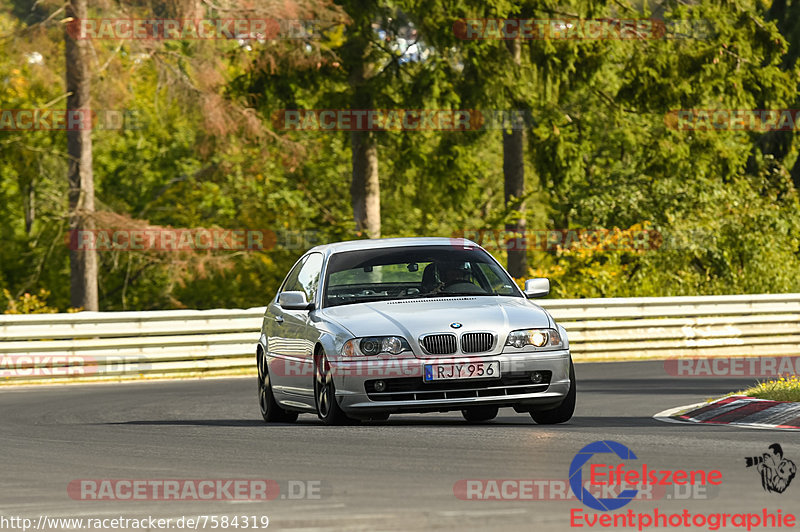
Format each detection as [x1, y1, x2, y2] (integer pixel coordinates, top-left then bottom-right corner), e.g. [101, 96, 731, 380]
[424, 361, 500, 382]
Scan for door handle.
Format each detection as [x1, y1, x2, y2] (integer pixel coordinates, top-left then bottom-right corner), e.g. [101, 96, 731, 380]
[274, 316, 284, 324]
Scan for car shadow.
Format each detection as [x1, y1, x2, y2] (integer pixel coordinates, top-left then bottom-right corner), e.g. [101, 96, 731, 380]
[102, 419, 268, 427]
[97, 415, 705, 429]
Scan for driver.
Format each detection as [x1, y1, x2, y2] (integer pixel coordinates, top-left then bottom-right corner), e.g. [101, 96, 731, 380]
[439, 261, 472, 287]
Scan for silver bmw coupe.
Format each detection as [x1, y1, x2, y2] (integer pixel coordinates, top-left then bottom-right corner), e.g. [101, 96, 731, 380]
[256, 237, 575, 425]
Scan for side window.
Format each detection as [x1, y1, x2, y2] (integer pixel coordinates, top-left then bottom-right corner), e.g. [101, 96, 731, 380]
[280, 257, 307, 294]
[475, 262, 516, 295]
[283, 253, 323, 303]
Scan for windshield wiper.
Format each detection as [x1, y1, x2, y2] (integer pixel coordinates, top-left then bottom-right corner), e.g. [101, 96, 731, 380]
[422, 291, 492, 297]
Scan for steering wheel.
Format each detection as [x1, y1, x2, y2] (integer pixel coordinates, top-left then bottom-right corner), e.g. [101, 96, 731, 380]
[441, 281, 484, 294]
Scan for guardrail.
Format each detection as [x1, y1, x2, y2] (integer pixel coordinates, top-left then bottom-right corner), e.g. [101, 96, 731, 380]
[1, 293, 798, 383]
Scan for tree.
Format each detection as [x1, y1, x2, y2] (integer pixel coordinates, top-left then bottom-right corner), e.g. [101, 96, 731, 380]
[65, 0, 98, 310]
[3, 0, 800, 311]
[526, 1, 800, 296]
[502, 39, 526, 277]
[753, 0, 800, 191]
[345, 19, 381, 238]
[240, 3, 434, 240]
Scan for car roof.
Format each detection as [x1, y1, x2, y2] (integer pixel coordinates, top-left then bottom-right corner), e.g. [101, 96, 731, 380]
[307, 237, 480, 256]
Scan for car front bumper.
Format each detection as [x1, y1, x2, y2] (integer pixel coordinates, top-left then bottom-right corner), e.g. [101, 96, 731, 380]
[331, 350, 572, 415]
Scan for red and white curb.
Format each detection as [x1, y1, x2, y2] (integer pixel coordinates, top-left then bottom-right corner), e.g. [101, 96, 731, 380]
[654, 395, 800, 431]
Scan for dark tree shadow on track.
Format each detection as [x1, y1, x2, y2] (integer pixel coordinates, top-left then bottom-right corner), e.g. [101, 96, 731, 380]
[580, 377, 759, 396]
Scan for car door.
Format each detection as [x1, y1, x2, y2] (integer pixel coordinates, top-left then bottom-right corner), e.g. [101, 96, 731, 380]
[268, 253, 323, 405]
[265, 256, 308, 402]
[290, 252, 324, 399]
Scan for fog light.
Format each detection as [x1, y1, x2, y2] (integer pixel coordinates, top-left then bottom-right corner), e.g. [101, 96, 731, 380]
[531, 371, 544, 384]
[374, 380, 387, 392]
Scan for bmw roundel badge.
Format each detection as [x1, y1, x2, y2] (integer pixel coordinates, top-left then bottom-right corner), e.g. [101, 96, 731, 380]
[450, 322, 462, 329]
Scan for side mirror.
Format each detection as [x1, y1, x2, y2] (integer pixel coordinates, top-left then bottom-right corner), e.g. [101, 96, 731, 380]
[279, 291, 314, 310]
[523, 278, 550, 298]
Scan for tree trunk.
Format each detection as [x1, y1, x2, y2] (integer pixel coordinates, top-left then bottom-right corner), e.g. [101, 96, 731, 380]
[348, 43, 380, 239]
[23, 179, 34, 235]
[503, 39, 527, 278]
[791, 155, 800, 193]
[65, 0, 98, 310]
[350, 130, 380, 238]
[503, 120, 526, 278]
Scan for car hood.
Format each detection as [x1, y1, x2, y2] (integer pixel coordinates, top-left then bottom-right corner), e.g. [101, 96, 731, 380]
[319, 296, 551, 341]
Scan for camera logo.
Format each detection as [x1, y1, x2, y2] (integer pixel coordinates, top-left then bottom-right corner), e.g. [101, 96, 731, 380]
[569, 440, 639, 511]
[745, 444, 796, 494]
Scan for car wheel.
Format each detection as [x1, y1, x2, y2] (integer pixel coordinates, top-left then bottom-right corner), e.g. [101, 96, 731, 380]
[531, 359, 576, 425]
[258, 351, 298, 423]
[314, 350, 353, 426]
[461, 405, 499, 422]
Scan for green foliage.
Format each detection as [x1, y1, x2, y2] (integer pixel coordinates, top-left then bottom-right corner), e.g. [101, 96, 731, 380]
[1, 0, 799, 310]
[2, 289, 58, 314]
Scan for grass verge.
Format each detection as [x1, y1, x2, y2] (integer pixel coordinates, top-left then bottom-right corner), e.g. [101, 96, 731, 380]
[737, 375, 800, 402]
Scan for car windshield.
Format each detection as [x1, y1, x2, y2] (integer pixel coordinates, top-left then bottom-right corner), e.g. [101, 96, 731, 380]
[323, 245, 521, 308]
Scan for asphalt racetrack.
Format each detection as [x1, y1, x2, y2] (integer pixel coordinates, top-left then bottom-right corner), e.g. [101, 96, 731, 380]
[1, 360, 795, 531]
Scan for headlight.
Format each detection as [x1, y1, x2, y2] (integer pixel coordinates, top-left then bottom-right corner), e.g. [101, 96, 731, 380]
[505, 328, 563, 350]
[361, 337, 381, 355]
[381, 336, 404, 354]
[342, 336, 411, 357]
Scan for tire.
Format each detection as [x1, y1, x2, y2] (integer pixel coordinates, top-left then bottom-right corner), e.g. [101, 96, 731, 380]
[258, 351, 298, 423]
[461, 405, 499, 423]
[531, 359, 576, 425]
[314, 350, 354, 426]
